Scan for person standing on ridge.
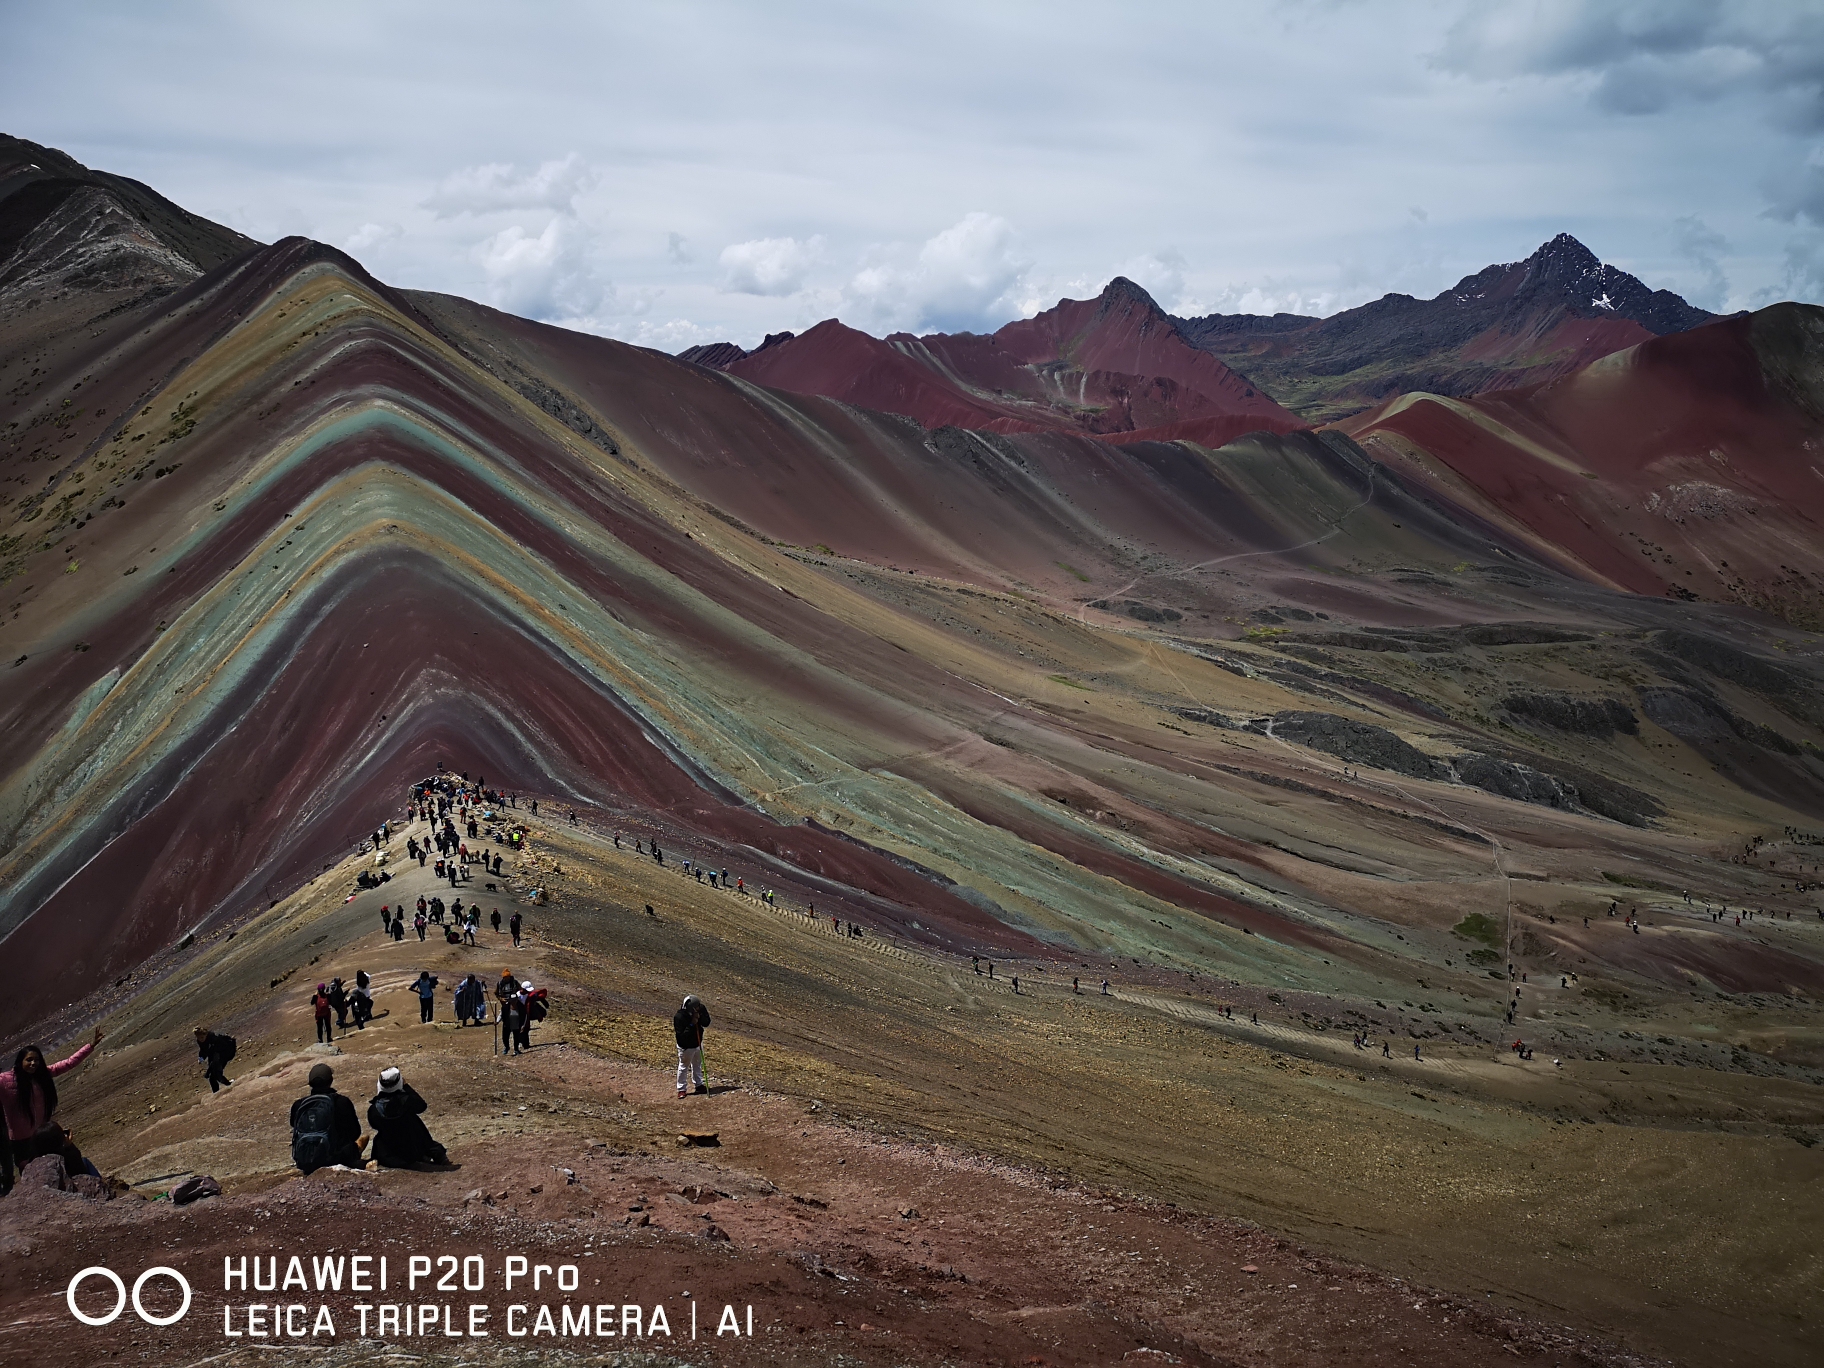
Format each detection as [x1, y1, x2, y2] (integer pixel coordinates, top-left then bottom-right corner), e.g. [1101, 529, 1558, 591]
[509, 911, 522, 948]
[413, 970, 439, 1024]
[311, 983, 334, 1044]
[499, 990, 528, 1056]
[673, 995, 711, 1098]
[328, 977, 349, 1032]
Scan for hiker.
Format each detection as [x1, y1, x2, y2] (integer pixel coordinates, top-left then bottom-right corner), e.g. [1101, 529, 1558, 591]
[367, 1068, 452, 1168]
[499, 991, 528, 1056]
[194, 1026, 236, 1092]
[413, 971, 440, 1023]
[391, 911, 406, 942]
[490, 908, 502, 933]
[509, 911, 522, 947]
[454, 973, 486, 1027]
[1073, 977, 1081, 993]
[522, 980, 548, 1032]
[1, 1029, 101, 1192]
[328, 977, 349, 1031]
[673, 995, 711, 1098]
[290, 1063, 364, 1174]
[350, 973, 374, 1030]
[311, 983, 334, 1044]
[379, 904, 392, 932]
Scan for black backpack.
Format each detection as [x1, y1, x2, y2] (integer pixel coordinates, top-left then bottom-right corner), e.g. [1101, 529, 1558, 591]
[291, 1094, 336, 1173]
[218, 1034, 238, 1064]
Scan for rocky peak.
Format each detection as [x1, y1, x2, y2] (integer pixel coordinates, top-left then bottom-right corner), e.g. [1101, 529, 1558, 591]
[1098, 275, 1165, 315]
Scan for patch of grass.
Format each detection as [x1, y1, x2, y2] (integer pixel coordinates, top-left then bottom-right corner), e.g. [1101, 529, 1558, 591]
[1602, 870, 1679, 893]
[1048, 674, 1091, 691]
[1452, 912, 1502, 948]
[1243, 625, 1287, 641]
[1056, 561, 1090, 583]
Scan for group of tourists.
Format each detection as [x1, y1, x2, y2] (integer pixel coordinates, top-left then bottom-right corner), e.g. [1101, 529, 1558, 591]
[289, 1062, 452, 1173]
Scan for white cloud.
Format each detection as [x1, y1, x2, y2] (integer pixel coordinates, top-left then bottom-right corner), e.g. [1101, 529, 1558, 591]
[344, 221, 402, 254]
[1670, 214, 1730, 308]
[1114, 248, 1188, 309]
[718, 235, 822, 295]
[425, 154, 594, 218]
[845, 212, 1029, 333]
[477, 215, 609, 321]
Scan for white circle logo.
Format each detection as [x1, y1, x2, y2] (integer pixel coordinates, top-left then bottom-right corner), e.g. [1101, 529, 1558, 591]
[66, 1266, 191, 1326]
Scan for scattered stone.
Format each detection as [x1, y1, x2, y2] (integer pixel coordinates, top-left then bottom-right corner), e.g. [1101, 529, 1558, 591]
[898, 1206, 919, 1219]
[678, 1130, 720, 1147]
[1242, 1264, 1260, 1274]
[528, 1183, 543, 1195]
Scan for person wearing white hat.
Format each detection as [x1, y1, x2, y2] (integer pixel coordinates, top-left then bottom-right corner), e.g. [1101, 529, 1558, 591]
[366, 1067, 453, 1168]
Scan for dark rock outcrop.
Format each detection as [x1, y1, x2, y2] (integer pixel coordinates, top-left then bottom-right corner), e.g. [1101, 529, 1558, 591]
[1502, 692, 1638, 737]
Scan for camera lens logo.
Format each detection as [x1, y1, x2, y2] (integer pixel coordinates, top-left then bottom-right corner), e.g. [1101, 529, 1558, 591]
[67, 1266, 192, 1326]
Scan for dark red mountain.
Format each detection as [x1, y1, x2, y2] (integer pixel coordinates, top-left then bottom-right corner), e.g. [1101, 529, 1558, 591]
[685, 278, 1306, 447]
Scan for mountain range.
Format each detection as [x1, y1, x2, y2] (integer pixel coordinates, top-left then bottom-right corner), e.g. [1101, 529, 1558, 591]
[683, 233, 1718, 428]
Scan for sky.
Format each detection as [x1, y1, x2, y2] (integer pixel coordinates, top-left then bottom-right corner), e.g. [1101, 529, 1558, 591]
[3, 0, 1821, 350]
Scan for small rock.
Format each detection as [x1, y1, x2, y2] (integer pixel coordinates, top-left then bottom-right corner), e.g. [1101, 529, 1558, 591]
[70, 1174, 113, 1201]
[1241, 1265, 1259, 1274]
[703, 1224, 730, 1242]
[632, 1213, 650, 1227]
[528, 1184, 543, 1195]
[898, 1207, 919, 1220]
[464, 1189, 484, 1203]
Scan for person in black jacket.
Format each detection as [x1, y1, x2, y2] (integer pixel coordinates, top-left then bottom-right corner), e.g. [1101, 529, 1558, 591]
[672, 995, 710, 1097]
[289, 1063, 364, 1173]
[366, 1068, 452, 1168]
[499, 993, 528, 1056]
[193, 1027, 234, 1092]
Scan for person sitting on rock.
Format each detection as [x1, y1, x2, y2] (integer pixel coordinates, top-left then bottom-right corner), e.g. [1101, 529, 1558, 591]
[1, 1030, 101, 1192]
[29, 1120, 101, 1180]
[289, 1063, 365, 1173]
[367, 1067, 453, 1168]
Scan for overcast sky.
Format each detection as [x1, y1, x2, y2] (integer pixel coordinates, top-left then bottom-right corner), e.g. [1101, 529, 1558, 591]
[3, 0, 1821, 349]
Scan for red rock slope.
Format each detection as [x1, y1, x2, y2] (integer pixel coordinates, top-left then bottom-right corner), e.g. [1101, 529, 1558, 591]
[708, 278, 1305, 446]
[1341, 304, 1824, 627]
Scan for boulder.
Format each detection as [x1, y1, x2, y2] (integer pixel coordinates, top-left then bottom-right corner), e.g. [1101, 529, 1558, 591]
[18, 1154, 68, 1191]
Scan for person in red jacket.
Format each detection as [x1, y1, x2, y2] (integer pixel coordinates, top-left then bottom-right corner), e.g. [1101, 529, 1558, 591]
[311, 984, 334, 1044]
[0, 1028, 101, 1191]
